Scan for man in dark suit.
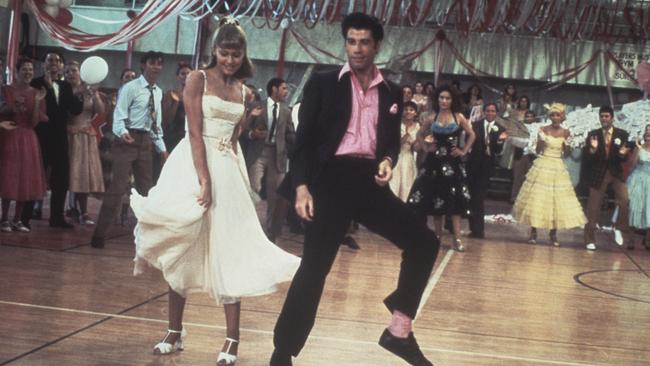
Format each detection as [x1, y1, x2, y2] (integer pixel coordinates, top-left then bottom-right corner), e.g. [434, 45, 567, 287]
[467, 103, 507, 238]
[245, 77, 295, 242]
[270, 13, 438, 366]
[583, 105, 632, 250]
[22, 51, 83, 228]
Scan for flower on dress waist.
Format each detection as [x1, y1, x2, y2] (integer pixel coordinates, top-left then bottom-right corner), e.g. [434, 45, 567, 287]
[389, 103, 399, 115]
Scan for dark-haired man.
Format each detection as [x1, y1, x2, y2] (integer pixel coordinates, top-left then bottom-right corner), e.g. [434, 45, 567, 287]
[246, 77, 294, 242]
[467, 103, 507, 238]
[582, 106, 631, 250]
[22, 51, 83, 228]
[91, 51, 167, 248]
[270, 13, 437, 366]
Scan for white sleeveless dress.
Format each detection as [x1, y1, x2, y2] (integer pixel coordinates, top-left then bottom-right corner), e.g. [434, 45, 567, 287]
[131, 71, 300, 303]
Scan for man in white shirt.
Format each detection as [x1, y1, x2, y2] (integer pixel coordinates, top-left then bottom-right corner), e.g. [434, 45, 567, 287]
[91, 51, 168, 248]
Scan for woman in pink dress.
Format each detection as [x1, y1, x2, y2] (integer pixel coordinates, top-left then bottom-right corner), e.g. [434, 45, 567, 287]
[0, 58, 47, 233]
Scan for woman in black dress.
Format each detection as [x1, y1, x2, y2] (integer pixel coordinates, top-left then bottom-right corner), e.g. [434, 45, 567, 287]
[408, 85, 476, 251]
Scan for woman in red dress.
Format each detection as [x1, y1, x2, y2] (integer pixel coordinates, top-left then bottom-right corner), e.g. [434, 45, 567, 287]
[0, 58, 48, 233]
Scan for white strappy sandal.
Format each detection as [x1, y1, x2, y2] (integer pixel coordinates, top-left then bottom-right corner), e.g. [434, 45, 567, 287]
[216, 337, 239, 365]
[153, 328, 187, 355]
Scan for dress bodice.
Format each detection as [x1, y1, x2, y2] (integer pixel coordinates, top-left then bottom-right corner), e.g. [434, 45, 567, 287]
[431, 122, 462, 152]
[201, 95, 244, 139]
[69, 93, 95, 129]
[197, 70, 246, 149]
[637, 149, 650, 173]
[542, 134, 565, 158]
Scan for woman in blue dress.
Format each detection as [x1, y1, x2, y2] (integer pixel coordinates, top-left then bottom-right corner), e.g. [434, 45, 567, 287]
[627, 124, 650, 250]
[408, 85, 476, 251]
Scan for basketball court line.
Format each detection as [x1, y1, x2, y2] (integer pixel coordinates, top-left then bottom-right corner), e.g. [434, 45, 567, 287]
[416, 248, 454, 319]
[0, 288, 610, 366]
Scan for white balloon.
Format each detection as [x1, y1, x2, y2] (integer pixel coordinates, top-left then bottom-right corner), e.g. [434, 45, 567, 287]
[59, 0, 73, 8]
[44, 0, 60, 5]
[44, 4, 59, 18]
[80, 56, 109, 85]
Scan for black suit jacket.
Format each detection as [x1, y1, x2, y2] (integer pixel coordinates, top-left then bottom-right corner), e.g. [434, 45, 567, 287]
[581, 127, 630, 189]
[31, 76, 83, 135]
[467, 119, 506, 184]
[282, 68, 402, 197]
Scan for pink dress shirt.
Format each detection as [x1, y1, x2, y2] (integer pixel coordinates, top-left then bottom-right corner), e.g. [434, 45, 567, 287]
[335, 62, 385, 159]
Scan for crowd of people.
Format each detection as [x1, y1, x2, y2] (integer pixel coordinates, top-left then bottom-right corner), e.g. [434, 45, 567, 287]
[1, 11, 650, 366]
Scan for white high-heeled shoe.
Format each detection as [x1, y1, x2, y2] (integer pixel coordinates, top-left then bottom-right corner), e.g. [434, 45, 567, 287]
[153, 328, 187, 355]
[216, 337, 239, 365]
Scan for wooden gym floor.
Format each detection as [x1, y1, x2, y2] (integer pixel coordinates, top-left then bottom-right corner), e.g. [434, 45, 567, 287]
[0, 199, 649, 366]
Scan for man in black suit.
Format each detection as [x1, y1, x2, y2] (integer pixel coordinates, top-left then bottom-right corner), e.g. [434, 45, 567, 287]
[466, 103, 507, 238]
[582, 106, 632, 250]
[23, 51, 83, 228]
[270, 13, 438, 366]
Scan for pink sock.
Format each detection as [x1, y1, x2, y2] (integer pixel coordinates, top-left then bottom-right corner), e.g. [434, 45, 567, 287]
[388, 310, 412, 338]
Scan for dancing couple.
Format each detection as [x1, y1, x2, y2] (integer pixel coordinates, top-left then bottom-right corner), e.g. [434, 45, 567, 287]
[132, 13, 439, 366]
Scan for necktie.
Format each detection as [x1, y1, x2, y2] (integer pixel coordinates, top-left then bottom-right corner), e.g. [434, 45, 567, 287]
[147, 85, 159, 134]
[268, 102, 278, 143]
[485, 122, 492, 156]
[604, 129, 612, 157]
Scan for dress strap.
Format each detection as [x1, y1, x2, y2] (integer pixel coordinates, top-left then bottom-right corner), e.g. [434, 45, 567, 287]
[241, 84, 247, 104]
[198, 70, 207, 94]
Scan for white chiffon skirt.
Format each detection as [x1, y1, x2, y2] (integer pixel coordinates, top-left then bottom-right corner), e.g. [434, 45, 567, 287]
[131, 137, 300, 303]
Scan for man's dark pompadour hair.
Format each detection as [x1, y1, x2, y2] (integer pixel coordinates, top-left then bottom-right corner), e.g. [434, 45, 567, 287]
[341, 12, 384, 42]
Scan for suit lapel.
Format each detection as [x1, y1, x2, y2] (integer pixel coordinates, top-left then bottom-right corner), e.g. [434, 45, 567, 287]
[333, 73, 353, 144]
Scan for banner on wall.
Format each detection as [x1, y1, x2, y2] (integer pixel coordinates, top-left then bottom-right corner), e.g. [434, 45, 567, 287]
[608, 46, 650, 88]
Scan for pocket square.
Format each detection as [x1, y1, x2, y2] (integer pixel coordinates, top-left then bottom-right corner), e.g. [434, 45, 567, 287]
[389, 103, 399, 115]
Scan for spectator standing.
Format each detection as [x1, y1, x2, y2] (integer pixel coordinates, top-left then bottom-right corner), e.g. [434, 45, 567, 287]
[0, 58, 48, 233]
[64, 61, 106, 225]
[90, 51, 168, 248]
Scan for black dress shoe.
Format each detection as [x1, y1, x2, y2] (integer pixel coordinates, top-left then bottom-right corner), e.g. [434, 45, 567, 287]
[269, 349, 292, 366]
[341, 236, 360, 250]
[90, 236, 104, 249]
[378, 329, 433, 366]
[49, 220, 74, 229]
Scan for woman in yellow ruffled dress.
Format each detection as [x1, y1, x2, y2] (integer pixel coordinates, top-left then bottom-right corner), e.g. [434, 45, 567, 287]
[512, 103, 586, 246]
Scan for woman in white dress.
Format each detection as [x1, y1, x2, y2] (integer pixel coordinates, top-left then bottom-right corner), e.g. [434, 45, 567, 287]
[131, 19, 300, 365]
[389, 101, 420, 202]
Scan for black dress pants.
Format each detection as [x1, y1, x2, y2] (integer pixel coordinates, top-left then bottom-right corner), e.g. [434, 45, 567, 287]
[273, 157, 440, 356]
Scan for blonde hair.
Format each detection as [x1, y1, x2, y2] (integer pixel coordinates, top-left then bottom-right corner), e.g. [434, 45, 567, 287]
[546, 102, 566, 119]
[204, 17, 254, 79]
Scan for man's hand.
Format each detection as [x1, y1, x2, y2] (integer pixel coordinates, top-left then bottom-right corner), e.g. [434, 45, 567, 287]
[374, 159, 393, 186]
[295, 185, 314, 221]
[498, 131, 509, 140]
[619, 145, 630, 156]
[121, 132, 135, 144]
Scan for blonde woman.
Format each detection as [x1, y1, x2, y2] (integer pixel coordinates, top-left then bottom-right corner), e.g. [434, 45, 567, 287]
[130, 19, 300, 365]
[512, 103, 586, 246]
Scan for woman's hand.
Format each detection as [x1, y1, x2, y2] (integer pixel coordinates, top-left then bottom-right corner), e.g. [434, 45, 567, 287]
[197, 180, 212, 208]
[450, 147, 466, 157]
